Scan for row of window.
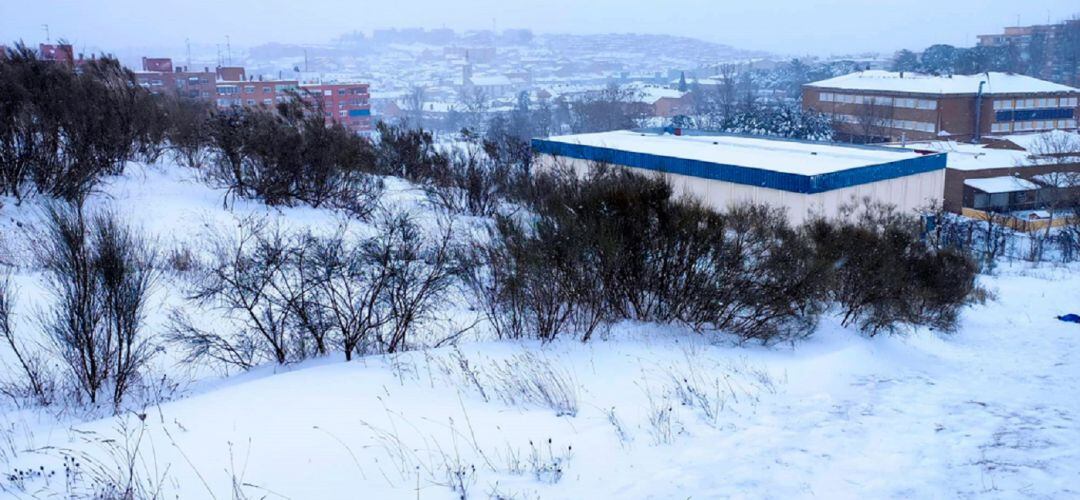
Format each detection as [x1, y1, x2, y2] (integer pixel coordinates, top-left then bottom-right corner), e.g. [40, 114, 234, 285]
[833, 114, 937, 133]
[991, 119, 1078, 133]
[994, 97, 1079, 110]
[320, 88, 368, 96]
[819, 92, 937, 110]
[216, 96, 289, 107]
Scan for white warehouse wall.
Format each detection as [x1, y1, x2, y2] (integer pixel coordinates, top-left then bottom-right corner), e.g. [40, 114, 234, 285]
[538, 155, 945, 224]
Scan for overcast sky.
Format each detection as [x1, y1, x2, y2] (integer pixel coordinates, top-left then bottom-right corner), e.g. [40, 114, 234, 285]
[2, 0, 1078, 57]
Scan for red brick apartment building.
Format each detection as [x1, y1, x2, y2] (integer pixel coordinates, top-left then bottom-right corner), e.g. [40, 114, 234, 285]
[977, 19, 1080, 86]
[301, 83, 372, 133]
[133, 57, 372, 132]
[39, 43, 75, 65]
[135, 58, 216, 100]
[214, 78, 299, 108]
[803, 70, 1080, 143]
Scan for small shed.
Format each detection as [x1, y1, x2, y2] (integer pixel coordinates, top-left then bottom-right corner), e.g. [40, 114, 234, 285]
[963, 176, 1041, 211]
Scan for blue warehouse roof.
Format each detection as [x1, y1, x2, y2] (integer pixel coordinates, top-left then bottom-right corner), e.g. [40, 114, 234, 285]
[532, 130, 946, 194]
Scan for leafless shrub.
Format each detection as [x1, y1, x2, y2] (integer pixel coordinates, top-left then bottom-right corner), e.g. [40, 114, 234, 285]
[466, 165, 823, 344]
[162, 243, 198, 275]
[807, 200, 979, 336]
[38, 202, 157, 409]
[423, 144, 517, 217]
[166, 216, 310, 367]
[0, 272, 56, 406]
[169, 212, 456, 370]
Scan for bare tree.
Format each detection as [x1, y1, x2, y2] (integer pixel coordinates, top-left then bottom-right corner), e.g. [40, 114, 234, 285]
[851, 101, 896, 144]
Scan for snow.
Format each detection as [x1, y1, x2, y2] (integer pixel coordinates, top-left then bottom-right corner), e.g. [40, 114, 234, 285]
[625, 83, 686, 104]
[964, 175, 1040, 193]
[806, 70, 1080, 95]
[542, 130, 929, 175]
[2, 162, 1080, 499]
[898, 140, 1031, 171]
[990, 130, 1080, 152]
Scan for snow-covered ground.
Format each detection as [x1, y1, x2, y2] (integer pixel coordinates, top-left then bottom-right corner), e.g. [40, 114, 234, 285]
[0, 163, 1078, 499]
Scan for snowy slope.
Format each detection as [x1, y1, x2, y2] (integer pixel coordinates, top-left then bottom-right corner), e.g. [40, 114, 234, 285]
[0, 163, 1078, 499]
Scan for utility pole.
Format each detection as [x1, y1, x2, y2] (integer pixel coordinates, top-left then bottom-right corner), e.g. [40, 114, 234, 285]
[226, 35, 232, 65]
[185, 38, 192, 69]
[42, 24, 50, 43]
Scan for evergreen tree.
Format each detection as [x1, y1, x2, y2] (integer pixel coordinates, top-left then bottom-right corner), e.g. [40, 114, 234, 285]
[891, 50, 920, 72]
[677, 71, 688, 92]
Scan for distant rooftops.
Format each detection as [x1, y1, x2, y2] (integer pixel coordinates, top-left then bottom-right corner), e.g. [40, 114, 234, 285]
[806, 70, 1079, 96]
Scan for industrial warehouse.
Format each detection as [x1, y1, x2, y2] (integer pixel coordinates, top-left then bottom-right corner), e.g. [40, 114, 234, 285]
[532, 130, 947, 223]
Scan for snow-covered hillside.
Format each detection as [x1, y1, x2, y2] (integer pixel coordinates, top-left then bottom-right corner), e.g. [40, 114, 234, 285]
[0, 163, 1077, 499]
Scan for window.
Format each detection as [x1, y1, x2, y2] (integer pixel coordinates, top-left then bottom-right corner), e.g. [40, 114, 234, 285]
[263, 86, 271, 93]
[1038, 97, 1049, 108]
[973, 193, 989, 209]
[338, 89, 346, 95]
[1025, 98, 1036, 109]
[245, 85, 255, 94]
[324, 90, 332, 96]
[246, 99, 255, 106]
[994, 99, 1012, 110]
[263, 99, 272, 105]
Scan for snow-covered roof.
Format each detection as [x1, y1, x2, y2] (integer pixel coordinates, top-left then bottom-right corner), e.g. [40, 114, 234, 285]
[468, 75, 513, 87]
[627, 83, 686, 104]
[540, 130, 927, 176]
[988, 130, 1080, 152]
[1032, 172, 1080, 188]
[898, 141, 1030, 171]
[806, 70, 1079, 95]
[964, 176, 1040, 193]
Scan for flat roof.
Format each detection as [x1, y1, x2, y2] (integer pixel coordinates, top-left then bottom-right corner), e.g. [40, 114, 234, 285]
[533, 130, 946, 194]
[964, 176, 1040, 194]
[540, 131, 926, 175]
[806, 70, 1079, 96]
[896, 141, 1030, 171]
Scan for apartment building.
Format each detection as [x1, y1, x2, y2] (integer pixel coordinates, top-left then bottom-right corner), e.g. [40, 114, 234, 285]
[977, 19, 1080, 85]
[132, 56, 372, 132]
[803, 70, 1080, 143]
[134, 58, 216, 100]
[301, 83, 373, 133]
[215, 78, 298, 108]
[39, 43, 75, 65]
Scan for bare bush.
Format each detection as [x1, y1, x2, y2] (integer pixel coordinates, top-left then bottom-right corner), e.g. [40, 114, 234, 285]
[167, 217, 307, 368]
[0, 45, 166, 203]
[806, 200, 979, 336]
[0, 273, 55, 406]
[465, 165, 824, 344]
[203, 100, 382, 215]
[38, 202, 157, 409]
[169, 212, 456, 369]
